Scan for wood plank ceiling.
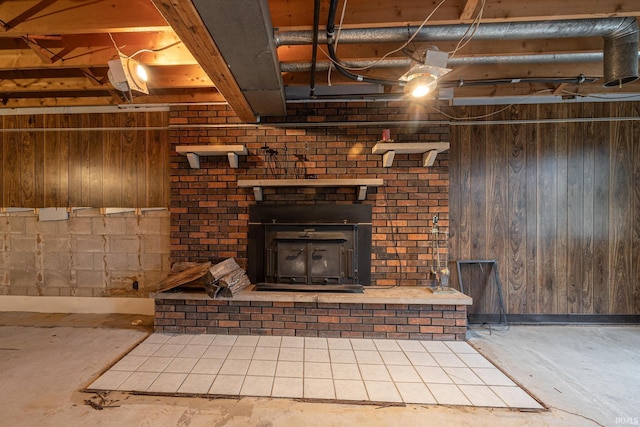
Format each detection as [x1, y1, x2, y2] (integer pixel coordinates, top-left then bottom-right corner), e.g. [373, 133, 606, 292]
[1, 0, 640, 122]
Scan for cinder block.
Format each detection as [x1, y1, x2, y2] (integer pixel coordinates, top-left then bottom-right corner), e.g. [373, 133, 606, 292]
[76, 270, 105, 288]
[68, 218, 93, 235]
[126, 217, 165, 235]
[43, 269, 71, 287]
[140, 235, 169, 254]
[103, 253, 140, 271]
[9, 236, 35, 253]
[76, 235, 108, 253]
[139, 253, 163, 271]
[72, 252, 95, 270]
[43, 253, 66, 270]
[93, 288, 108, 297]
[73, 288, 95, 297]
[41, 287, 61, 296]
[110, 236, 140, 253]
[9, 270, 37, 287]
[8, 285, 30, 296]
[6, 217, 26, 234]
[42, 237, 71, 253]
[92, 217, 127, 235]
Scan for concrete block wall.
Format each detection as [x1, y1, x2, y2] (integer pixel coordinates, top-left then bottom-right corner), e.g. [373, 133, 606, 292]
[0, 209, 171, 297]
[170, 101, 450, 287]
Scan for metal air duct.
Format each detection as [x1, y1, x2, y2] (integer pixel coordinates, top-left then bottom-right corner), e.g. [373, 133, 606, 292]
[276, 17, 640, 88]
[603, 18, 639, 86]
[274, 18, 638, 46]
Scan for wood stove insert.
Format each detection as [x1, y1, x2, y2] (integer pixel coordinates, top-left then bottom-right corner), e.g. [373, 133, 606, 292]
[248, 205, 372, 292]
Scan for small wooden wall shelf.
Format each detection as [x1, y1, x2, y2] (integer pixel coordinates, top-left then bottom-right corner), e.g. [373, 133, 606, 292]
[372, 142, 450, 167]
[176, 145, 248, 169]
[237, 178, 384, 201]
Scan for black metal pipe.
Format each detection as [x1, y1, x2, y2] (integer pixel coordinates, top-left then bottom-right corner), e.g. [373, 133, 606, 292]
[309, 0, 321, 97]
[326, 0, 402, 87]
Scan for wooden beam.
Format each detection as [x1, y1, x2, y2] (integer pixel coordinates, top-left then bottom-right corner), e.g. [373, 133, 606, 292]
[460, 0, 481, 21]
[0, 66, 214, 91]
[21, 37, 54, 64]
[553, 83, 569, 96]
[151, 0, 257, 123]
[0, 0, 170, 36]
[0, 90, 227, 109]
[270, 0, 640, 28]
[0, 77, 108, 92]
[3, 0, 57, 30]
[0, 35, 197, 70]
[80, 68, 105, 86]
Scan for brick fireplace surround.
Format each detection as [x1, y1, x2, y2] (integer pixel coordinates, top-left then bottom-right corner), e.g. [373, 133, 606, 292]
[156, 102, 471, 340]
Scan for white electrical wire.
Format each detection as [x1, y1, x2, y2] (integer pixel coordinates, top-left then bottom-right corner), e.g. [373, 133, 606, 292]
[326, 0, 486, 73]
[108, 33, 125, 59]
[108, 33, 181, 59]
[448, 0, 486, 59]
[323, 0, 449, 72]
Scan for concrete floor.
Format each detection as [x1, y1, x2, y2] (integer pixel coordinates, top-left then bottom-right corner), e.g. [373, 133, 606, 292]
[0, 313, 637, 427]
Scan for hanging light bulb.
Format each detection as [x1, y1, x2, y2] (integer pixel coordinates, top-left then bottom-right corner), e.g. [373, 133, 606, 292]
[107, 57, 149, 94]
[135, 63, 148, 82]
[404, 74, 438, 98]
[400, 49, 451, 98]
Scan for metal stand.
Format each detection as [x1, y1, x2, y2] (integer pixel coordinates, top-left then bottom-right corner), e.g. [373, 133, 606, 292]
[455, 259, 507, 324]
[429, 215, 456, 293]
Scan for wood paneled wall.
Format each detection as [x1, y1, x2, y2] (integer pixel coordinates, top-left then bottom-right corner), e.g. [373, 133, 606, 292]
[0, 111, 170, 208]
[449, 102, 640, 316]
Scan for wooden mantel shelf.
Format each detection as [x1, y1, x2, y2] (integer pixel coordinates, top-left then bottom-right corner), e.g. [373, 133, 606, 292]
[372, 142, 450, 167]
[176, 145, 248, 169]
[237, 178, 384, 201]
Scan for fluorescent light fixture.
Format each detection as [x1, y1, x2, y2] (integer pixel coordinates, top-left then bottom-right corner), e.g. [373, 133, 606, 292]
[400, 49, 451, 98]
[107, 57, 149, 94]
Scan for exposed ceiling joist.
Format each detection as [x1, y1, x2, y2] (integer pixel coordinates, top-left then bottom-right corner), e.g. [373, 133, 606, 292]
[150, 0, 257, 123]
[0, 0, 639, 119]
[0, 0, 170, 36]
[460, 0, 481, 21]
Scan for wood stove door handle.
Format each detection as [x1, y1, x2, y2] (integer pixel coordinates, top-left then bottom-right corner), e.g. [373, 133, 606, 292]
[266, 249, 274, 277]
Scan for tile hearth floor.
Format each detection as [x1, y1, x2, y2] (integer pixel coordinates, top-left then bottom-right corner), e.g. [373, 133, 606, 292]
[87, 334, 543, 409]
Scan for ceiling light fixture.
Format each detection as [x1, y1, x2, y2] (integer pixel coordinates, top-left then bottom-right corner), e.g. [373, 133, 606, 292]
[400, 49, 451, 98]
[107, 57, 149, 94]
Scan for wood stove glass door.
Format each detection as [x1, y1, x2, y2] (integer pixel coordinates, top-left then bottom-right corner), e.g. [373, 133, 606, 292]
[276, 241, 344, 284]
[309, 243, 343, 284]
[276, 242, 308, 284]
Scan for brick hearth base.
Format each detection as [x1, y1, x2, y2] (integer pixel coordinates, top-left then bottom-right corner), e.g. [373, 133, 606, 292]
[154, 287, 472, 341]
